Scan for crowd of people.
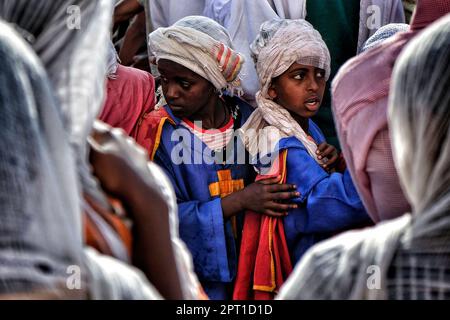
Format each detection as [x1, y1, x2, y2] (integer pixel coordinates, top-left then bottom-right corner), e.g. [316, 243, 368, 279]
[1, 0, 449, 300]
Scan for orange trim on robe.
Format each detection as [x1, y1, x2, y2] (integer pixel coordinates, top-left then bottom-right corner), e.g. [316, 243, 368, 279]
[233, 150, 293, 300]
[132, 107, 175, 160]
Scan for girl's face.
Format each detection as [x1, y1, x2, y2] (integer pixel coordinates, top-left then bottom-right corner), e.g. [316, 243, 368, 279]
[268, 62, 326, 119]
[158, 59, 216, 119]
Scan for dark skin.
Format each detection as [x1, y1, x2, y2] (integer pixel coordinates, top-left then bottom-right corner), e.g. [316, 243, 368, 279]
[113, 0, 144, 26]
[269, 63, 339, 171]
[88, 122, 183, 300]
[118, 11, 147, 67]
[158, 59, 299, 219]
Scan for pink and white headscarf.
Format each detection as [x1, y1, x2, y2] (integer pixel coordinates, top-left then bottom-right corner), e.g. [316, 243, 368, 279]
[240, 19, 331, 161]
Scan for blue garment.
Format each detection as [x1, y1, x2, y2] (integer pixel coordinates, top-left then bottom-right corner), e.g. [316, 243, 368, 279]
[153, 97, 255, 300]
[257, 120, 370, 264]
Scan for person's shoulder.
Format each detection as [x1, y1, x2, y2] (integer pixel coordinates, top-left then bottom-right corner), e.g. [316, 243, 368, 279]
[277, 214, 411, 300]
[118, 65, 155, 83]
[277, 225, 370, 299]
[139, 106, 172, 126]
[133, 106, 175, 158]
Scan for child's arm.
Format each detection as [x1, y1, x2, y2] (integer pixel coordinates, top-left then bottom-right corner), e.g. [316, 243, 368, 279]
[287, 148, 371, 234]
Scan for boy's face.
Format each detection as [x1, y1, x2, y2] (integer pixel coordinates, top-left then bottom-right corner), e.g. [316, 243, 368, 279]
[268, 62, 326, 119]
[158, 59, 216, 119]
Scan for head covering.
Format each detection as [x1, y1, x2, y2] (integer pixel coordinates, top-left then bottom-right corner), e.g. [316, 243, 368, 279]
[0, 0, 115, 210]
[240, 19, 331, 162]
[0, 0, 168, 299]
[330, 0, 450, 223]
[278, 14, 450, 300]
[148, 15, 244, 95]
[389, 13, 450, 249]
[206, 0, 404, 105]
[361, 23, 409, 53]
[0, 21, 82, 295]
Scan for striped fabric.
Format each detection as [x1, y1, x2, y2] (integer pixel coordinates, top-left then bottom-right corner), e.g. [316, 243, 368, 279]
[387, 250, 450, 300]
[181, 117, 235, 151]
[215, 42, 243, 83]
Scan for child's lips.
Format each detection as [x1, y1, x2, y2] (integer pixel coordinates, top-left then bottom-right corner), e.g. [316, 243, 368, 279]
[169, 104, 185, 113]
[304, 98, 321, 112]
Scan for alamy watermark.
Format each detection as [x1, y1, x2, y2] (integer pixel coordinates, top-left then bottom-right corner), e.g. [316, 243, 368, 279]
[367, 265, 381, 290]
[66, 5, 81, 30]
[66, 265, 82, 290]
[367, 5, 382, 30]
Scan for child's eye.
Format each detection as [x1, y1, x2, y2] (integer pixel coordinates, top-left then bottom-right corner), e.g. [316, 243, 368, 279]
[316, 70, 325, 79]
[180, 81, 191, 89]
[293, 73, 305, 80]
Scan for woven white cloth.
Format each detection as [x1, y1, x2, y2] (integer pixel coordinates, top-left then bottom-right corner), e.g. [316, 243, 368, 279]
[239, 19, 330, 162]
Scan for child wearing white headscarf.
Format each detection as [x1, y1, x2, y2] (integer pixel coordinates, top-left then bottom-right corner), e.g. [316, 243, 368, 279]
[137, 16, 301, 300]
[238, 19, 370, 286]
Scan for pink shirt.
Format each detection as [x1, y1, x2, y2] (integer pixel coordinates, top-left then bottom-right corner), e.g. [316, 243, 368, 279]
[99, 65, 155, 137]
[331, 0, 450, 222]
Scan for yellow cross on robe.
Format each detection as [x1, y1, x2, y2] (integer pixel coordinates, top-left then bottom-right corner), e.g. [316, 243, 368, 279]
[209, 170, 244, 238]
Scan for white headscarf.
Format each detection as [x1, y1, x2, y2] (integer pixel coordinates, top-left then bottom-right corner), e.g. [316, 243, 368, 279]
[239, 19, 331, 161]
[0, 20, 82, 295]
[149, 15, 244, 96]
[277, 14, 450, 300]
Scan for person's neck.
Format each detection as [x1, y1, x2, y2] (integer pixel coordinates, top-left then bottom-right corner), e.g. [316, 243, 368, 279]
[291, 113, 309, 134]
[190, 96, 228, 130]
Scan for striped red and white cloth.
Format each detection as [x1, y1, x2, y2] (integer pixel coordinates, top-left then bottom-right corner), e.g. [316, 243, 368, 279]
[181, 117, 235, 151]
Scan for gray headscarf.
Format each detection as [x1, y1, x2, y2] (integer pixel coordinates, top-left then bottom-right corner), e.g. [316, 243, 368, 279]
[277, 13, 450, 300]
[0, 0, 114, 209]
[0, 21, 82, 295]
[389, 13, 450, 251]
[0, 0, 164, 299]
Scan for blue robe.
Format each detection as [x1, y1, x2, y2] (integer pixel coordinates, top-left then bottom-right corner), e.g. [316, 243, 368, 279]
[257, 120, 371, 264]
[153, 97, 255, 300]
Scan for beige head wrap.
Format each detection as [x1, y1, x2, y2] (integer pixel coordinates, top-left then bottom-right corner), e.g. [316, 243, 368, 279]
[149, 15, 244, 96]
[240, 19, 331, 161]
